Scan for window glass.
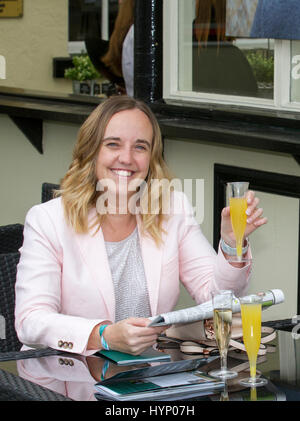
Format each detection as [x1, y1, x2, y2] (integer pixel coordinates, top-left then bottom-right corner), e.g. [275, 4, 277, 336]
[69, 0, 118, 41]
[178, 0, 274, 99]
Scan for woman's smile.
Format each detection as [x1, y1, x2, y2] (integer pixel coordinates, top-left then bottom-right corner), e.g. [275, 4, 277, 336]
[110, 168, 136, 178]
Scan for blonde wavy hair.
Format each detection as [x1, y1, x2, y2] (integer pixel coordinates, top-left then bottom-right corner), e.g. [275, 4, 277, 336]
[58, 95, 173, 246]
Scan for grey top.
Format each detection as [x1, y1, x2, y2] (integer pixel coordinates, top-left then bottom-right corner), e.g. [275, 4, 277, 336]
[104, 227, 152, 322]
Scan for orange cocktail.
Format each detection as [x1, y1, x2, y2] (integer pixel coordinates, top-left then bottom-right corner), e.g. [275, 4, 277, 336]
[227, 182, 249, 262]
[239, 295, 268, 387]
[229, 197, 247, 259]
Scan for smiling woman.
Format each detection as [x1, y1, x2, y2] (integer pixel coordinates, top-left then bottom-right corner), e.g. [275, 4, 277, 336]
[14, 95, 267, 359]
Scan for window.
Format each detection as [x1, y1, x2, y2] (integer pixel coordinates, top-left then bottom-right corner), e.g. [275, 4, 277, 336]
[68, 0, 119, 54]
[164, 0, 300, 112]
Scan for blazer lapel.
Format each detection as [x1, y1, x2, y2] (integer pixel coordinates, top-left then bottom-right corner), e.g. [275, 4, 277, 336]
[137, 216, 163, 317]
[74, 210, 115, 321]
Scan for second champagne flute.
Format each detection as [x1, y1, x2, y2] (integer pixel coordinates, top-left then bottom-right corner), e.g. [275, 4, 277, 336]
[209, 290, 237, 380]
[227, 181, 250, 263]
[239, 294, 268, 387]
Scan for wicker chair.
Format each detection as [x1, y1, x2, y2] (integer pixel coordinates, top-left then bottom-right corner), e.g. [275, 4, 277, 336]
[0, 252, 65, 361]
[41, 182, 59, 203]
[0, 251, 71, 400]
[0, 224, 24, 254]
[0, 252, 22, 352]
[0, 368, 72, 400]
[0, 186, 64, 362]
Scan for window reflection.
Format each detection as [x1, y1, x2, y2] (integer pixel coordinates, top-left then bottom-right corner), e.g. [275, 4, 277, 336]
[69, 0, 119, 41]
[178, 0, 274, 99]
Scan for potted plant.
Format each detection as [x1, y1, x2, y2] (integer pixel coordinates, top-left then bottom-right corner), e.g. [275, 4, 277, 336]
[245, 50, 274, 98]
[64, 55, 101, 95]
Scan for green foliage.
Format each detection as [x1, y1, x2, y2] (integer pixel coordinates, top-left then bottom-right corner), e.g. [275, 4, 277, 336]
[64, 55, 100, 81]
[245, 51, 274, 84]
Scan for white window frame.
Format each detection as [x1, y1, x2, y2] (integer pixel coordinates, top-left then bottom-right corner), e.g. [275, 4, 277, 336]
[163, 0, 300, 113]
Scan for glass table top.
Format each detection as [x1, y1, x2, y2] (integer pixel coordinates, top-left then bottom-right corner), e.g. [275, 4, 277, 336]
[1, 330, 300, 401]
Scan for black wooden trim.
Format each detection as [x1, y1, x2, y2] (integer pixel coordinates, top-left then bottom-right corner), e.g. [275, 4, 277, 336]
[294, 155, 300, 165]
[157, 118, 300, 157]
[0, 87, 300, 158]
[213, 163, 300, 313]
[9, 116, 43, 154]
[134, 0, 163, 103]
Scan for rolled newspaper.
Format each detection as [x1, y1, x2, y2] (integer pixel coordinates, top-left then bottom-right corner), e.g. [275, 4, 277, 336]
[148, 289, 285, 327]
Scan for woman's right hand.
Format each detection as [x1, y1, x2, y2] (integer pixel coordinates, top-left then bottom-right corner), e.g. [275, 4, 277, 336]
[104, 317, 167, 355]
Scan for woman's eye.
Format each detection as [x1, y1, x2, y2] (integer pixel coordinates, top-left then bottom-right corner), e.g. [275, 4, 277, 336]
[106, 142, 118, 147]
[135, 145, 146, 151]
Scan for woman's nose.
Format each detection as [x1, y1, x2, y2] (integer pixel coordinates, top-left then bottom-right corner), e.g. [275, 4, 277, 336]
[118, 147, 133, 165]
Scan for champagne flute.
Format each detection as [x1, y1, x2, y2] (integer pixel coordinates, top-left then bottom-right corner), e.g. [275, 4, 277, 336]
[209, 290, 237, 380]
[239, 294, 268, 387]
[227, 182, 250, 263]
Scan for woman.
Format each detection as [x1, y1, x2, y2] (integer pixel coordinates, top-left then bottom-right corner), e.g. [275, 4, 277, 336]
[15, 96, 267, 356]
[101, 0, 134, 95]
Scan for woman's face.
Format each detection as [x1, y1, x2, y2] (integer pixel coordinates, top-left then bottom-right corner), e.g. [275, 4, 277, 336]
[96, 108, 153, 203]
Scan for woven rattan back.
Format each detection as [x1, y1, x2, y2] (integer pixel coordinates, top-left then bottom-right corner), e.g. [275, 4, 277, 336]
[0, 224, 24, 254]
[41, 183, 59, 203]
[0, 252, 22, 352]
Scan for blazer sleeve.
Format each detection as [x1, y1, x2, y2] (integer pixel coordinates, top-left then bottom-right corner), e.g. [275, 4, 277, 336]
[15, 204, 104, 356]
[176, 193, 252, 304]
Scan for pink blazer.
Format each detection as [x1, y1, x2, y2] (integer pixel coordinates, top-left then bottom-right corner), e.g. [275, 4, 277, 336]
[17, 355, 98, 401]
[15, 192, 251, 355]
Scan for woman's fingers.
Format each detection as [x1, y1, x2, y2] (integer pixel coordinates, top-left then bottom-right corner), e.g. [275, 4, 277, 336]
[246, 206, 263, 224]
[128, 317, 151, 328]
[253, 216, 268, 227]
[123, 330, 159, 355]
[130, 339, 160, 356]
[245, 194, 268, 228]
[246, 196, 260, 216]
[128, 319, 166, 337]
[105, 317, 165, 354]
[246, 190, 255, 204]
[221, 206, 230, 217]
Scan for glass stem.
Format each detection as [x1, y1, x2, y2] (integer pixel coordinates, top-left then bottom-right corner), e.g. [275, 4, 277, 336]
[250, 361, 256, 381]
[220, 350, 228, 372]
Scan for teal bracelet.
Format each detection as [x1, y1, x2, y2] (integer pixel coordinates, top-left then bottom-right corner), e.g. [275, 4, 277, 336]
[101, 360, 110, 381]
[99, 324, 110, 351]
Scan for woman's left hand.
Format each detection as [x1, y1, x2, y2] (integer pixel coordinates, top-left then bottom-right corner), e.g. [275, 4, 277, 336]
[220, 190, 268, 248]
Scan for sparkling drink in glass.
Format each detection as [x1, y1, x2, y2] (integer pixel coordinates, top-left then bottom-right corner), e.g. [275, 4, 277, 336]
[209, 290, 237, 379]
[227, 182, 249, 262]
[239, 294, 268, 387]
